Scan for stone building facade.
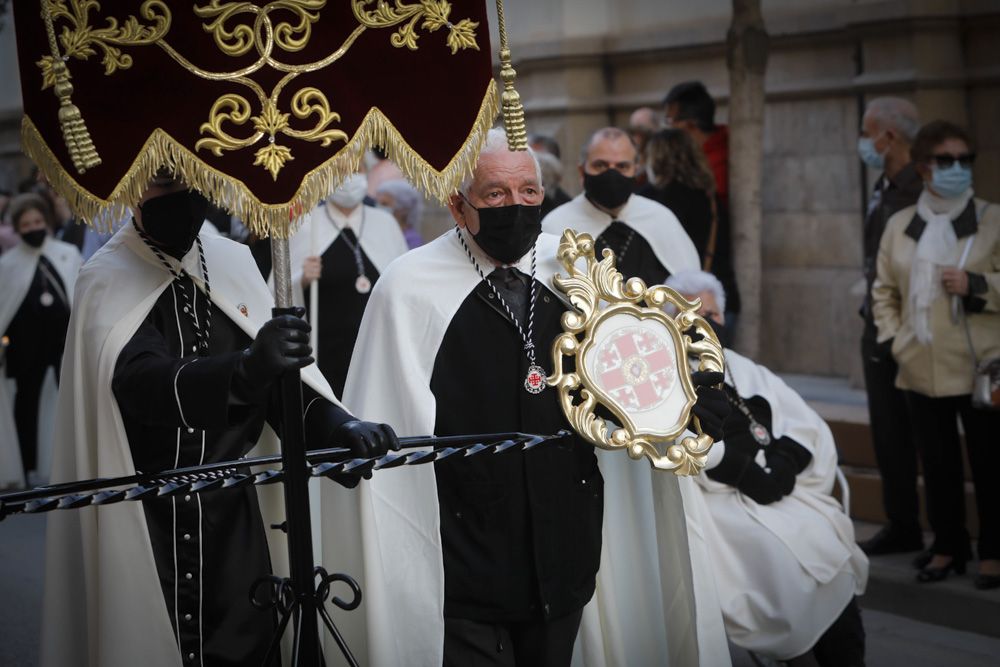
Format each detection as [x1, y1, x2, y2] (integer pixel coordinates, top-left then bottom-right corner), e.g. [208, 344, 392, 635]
[0, 0, 997, 383]
[498, 0, 1000, 383]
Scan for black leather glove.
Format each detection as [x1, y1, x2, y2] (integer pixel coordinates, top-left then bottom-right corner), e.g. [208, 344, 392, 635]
[690, 370, 729, 442]
[333, 420, 401, 460]
[241, 307, 313, 386]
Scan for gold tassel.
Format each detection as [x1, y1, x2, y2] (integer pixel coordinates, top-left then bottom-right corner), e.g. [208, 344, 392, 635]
[41, 1, 101, 174]
[495, 0, 526, 150]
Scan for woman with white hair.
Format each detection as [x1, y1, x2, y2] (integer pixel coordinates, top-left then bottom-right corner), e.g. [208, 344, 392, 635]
[666, 269, 869, 666]
[375, 178, 425, 249]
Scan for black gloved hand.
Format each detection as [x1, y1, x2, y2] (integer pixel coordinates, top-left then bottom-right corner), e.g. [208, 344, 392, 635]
[767, 436, 813, 475]
[690, 370, 729, 441]
[333, 420, 401, 461]
[242, 307, 313, 386]
[737, 462, 785, 505]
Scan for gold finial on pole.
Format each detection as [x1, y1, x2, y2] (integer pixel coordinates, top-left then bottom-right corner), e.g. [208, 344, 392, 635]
[495, 0, 526, 151]
[41, 0, 101, 174]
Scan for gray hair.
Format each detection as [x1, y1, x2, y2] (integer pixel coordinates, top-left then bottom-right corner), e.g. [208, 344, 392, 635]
[536, 151, 563, 190]
[665, 270, 726, 314]
[375, 178, 424, 231]
[865, 97, 920, 144]
[579, 127, 638, 166]
[460, 128, 543, 195]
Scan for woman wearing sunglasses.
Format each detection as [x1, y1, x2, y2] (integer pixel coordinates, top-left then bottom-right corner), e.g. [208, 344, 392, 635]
[872, 119, 1000, 590]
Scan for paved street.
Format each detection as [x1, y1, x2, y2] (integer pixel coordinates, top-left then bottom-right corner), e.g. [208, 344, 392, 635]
[3, 512, 1000, 666]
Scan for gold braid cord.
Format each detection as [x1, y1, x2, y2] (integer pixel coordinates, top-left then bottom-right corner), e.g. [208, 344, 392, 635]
[494, 0, 525, 150]
[546, 230, 725, 475]
[22, 0, 499, 236]
[38, 0, 103, 174]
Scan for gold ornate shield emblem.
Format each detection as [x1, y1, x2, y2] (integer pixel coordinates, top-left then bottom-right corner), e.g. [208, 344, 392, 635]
[547, 230, 725, 475]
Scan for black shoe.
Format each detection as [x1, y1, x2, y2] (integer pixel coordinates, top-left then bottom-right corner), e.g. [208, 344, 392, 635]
[859, 526, 923, 555]
[912, 549, 933, 570]
[973, 573, 1000, 590]
[916, 557, 967, 583]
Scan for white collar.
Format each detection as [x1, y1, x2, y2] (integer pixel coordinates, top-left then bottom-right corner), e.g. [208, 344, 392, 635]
[322, 201, 364, 235]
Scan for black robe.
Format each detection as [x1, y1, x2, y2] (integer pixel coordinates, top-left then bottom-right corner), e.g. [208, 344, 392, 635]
[429, 268, 604, 624]
[595, 220, 672, 288]
[304, 229, 379, 397]
[113, 274, 352, 666]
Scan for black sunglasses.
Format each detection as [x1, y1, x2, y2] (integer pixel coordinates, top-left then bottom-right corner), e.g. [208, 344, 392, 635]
[931, 152, 976, 168]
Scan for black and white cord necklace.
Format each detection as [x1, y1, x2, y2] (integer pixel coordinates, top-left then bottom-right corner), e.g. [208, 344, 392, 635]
[36, 259, 67, 307]
[724, 366, 771, 446]
[324, 204, 371, 294]
[455, 226, 547, 394]
[134, 221, 213, 356]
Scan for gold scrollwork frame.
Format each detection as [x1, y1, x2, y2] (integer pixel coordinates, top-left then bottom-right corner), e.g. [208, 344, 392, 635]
[547, 229, 725, 475]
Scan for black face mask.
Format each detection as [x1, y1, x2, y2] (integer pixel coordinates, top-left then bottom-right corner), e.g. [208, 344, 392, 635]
[138, 189, 210, 259]
[21, 229, 47, 248]
[583, 169, 635, 211]
[464, 197, 542, 265]
[706, 317, 730, 348]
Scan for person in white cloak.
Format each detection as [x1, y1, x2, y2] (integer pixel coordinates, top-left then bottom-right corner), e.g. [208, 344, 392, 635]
[321, 128, 731, 667]
[666, 269, 869, 666]
[282, 169, 409, 398]
[41, 171, 399, 667]
[542, 127, 699, 287]
[0, 193, 81, 487]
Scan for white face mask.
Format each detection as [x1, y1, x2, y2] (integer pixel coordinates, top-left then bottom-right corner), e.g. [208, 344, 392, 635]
[329, 173, 368, 209]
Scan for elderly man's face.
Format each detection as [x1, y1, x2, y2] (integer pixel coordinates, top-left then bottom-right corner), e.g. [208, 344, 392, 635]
[448, 149, 543, 235]
[581, 136, 637, 180]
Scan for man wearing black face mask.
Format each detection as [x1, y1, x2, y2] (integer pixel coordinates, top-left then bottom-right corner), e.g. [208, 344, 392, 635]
[335, 129, 731, 666]
[0, 193, 81, 486]
[543, 127, 701, 287]
[42, 171, 400, 667]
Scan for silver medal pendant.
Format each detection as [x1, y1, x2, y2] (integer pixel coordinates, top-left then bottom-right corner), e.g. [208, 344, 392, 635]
[355, 275, 372, 294]
[39, 292, 54, 307]
[524, 364, 547, 394]
[750, 422, 772, 446]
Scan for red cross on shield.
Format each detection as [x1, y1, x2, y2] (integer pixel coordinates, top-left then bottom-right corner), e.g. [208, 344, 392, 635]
[596, 327, 676, 412]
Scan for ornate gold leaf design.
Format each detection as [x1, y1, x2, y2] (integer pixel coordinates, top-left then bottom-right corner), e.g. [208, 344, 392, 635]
[44, 0, 171, 75]
[254, 143, 294, 180]
[353, 0, 480, 53]
[547, 229, 726, 475]
[196, 94, 260, 156]
[194, 0, 325, 57]
[285, 87, 349, 147]
[196, 88, 348, 178]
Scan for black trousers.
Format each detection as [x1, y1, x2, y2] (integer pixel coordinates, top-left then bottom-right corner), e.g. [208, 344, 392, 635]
[809, 597, 866, 667]
[443, 609, 584, 667]
[861, 335, 920, 533]
[13, 364, 56, 478]
[903, 391, 1000, 560]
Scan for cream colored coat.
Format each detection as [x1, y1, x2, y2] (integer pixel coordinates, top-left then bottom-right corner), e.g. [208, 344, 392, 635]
[872, 198, 1000, 397]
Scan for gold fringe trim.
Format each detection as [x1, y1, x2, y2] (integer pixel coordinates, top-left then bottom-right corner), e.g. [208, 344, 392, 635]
[20, 79, 499, 238]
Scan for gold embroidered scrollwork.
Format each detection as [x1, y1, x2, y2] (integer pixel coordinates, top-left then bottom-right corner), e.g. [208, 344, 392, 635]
[193, 0, 325, 57]
[547, 229, 726, 475]
[38, 0, 171, 79]
[196, 88, 348, 180]
[352, 0, 480, 54]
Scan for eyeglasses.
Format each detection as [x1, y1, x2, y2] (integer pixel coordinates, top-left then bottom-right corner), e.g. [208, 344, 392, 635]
[931, 153, 976, 168]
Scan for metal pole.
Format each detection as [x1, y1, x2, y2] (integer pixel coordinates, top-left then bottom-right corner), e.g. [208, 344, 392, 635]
[270, 235, 323, 666]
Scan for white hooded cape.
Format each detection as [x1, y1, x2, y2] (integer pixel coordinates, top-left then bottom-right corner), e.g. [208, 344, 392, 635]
[324, 229, 727, 666]
[691, 349, 869, 660]
[542, 193, 700, 277]
[0, 237, 81, 488]
[40, 224, 340, 667]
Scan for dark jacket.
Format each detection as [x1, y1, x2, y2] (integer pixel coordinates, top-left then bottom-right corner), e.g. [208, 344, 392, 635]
[638, 181, 741, 313]
[430, 274, 603, 624]
[861, 162, 923, 336]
